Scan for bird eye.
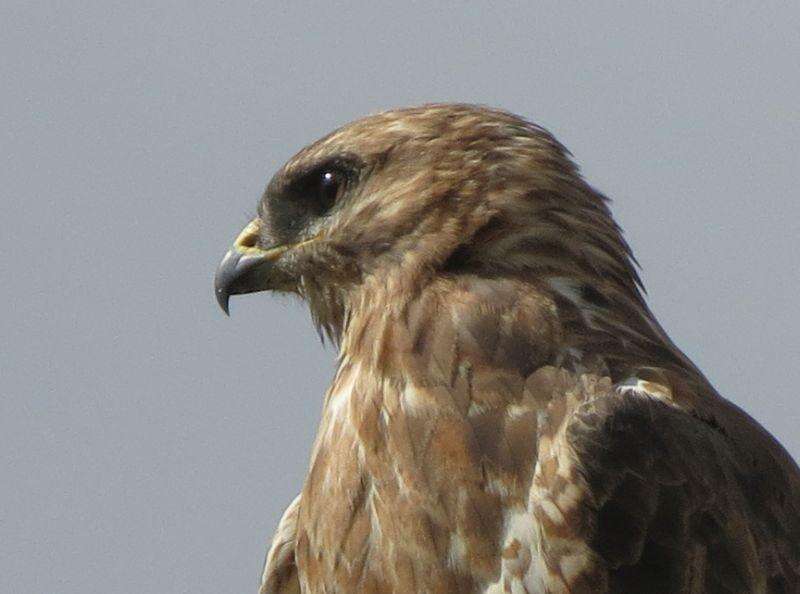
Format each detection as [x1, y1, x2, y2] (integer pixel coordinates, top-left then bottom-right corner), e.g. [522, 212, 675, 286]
[281, 160, 356, 218]
[316, 169, 343, 212]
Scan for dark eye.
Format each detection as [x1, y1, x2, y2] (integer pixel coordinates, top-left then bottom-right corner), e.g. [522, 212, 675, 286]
[278, 158, 358, 221]
[317, 169, 342, 212]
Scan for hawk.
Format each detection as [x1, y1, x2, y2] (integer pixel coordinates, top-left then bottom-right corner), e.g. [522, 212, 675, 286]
[214, 104, 800, 593]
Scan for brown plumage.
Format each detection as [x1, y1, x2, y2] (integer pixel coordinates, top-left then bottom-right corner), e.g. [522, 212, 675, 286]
[214, 104, 800, 593]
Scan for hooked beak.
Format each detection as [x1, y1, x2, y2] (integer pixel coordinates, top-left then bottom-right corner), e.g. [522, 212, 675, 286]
[213, 219, 294, 315]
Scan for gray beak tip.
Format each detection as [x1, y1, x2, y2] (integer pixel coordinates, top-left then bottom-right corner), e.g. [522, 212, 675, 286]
[214, 247, 279, 316]
[215, 285, 231, 316]
[214, 249, 239, 316]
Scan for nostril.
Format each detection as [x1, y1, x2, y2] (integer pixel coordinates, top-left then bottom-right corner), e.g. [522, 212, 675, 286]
[233, 219, 263, 250]
[239, 233, 258, 248]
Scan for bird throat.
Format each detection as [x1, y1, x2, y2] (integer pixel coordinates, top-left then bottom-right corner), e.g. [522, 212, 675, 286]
[292, 272, 704, 591]
[293, 276, 568, 590]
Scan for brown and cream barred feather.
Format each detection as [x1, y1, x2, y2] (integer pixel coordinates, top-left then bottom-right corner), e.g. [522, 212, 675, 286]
[233, 104, 800, 593]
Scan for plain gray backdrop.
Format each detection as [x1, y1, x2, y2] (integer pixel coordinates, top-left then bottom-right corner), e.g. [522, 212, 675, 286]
[2, 2, 798, 593]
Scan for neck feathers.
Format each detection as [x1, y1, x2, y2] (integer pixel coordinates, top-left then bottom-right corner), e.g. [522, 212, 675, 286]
[312, 176, 699, 384]
[337, 267, 698, 393]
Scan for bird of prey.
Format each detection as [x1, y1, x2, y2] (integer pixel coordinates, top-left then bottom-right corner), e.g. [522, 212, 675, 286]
[214, 104, 800, 593]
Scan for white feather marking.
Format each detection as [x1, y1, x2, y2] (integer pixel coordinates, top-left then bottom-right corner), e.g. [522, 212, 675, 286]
[506, 403, 533, 419]
[400, 383, 427, 411]
[559, 552, 592, 583]
[555, 482, 583, 511]
[467, 400, 492, 416]
[486, 478, 511, 498]
[326, 363, 360, 420]
[547, 277, 602, 330]
[539, 498, 565, 524]
[447, 533, 469, 570]
[481, 507, 547, 594]
[616, 376, 673, 403]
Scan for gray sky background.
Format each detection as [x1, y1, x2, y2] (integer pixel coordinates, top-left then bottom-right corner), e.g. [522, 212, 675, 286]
[2, 3, 799, 593]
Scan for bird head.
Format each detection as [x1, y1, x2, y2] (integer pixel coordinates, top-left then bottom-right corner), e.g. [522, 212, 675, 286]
[215, 104, 644, 344]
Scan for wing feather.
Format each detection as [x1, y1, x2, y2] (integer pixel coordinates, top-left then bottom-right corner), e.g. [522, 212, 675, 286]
[259, 494, 301, 594]
[530, 375, 800, 593]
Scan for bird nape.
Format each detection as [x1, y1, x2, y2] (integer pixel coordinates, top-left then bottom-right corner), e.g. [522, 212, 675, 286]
[214, 104, 800, 594]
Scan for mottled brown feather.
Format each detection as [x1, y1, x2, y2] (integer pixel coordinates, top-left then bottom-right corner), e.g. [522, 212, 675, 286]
[239, 104, 800, 593]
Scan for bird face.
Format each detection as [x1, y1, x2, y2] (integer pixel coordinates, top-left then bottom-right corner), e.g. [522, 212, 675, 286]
[215, 105, 506, 317]
[213, 153, 365, 315]
[214, 104, 641, 342]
